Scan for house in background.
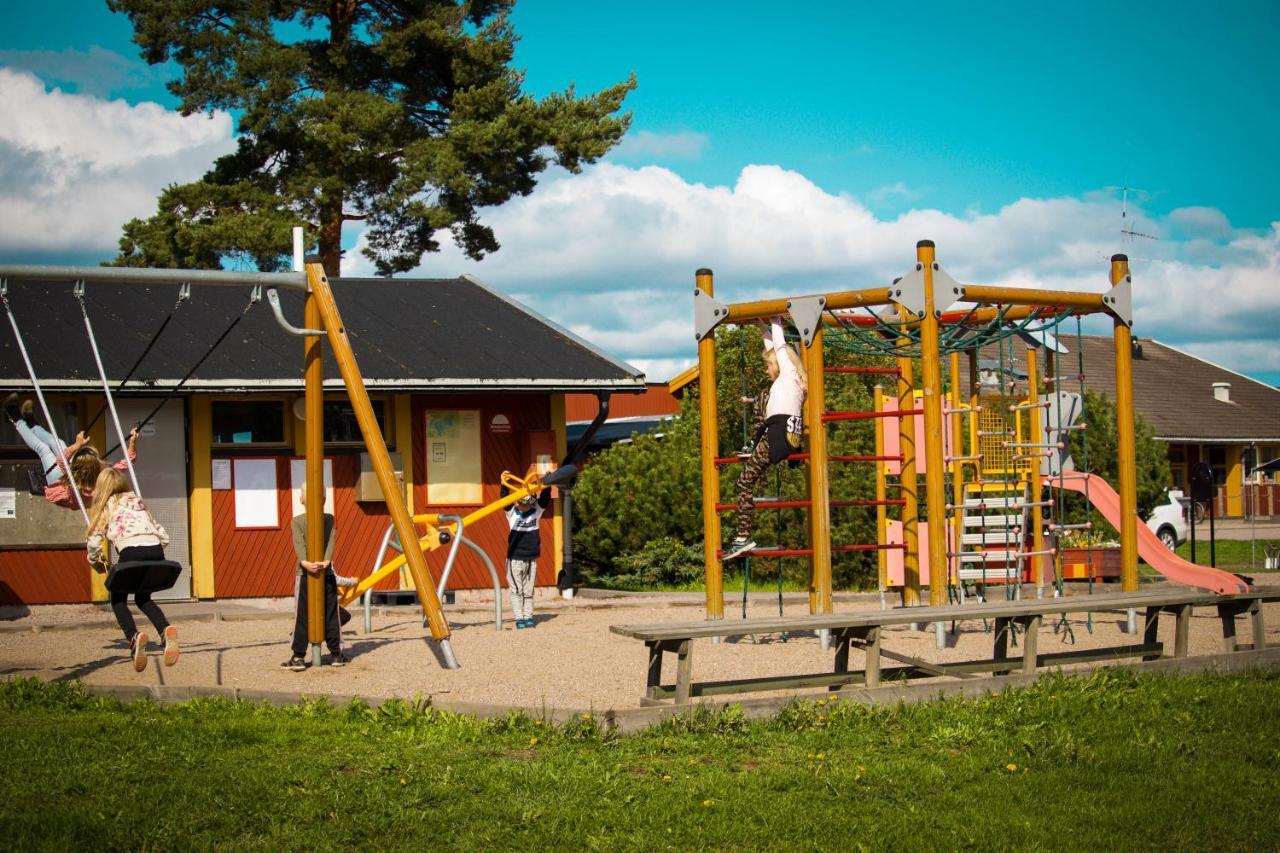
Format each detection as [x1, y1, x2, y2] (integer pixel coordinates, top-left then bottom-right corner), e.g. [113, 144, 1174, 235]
[987, 336, 1280, 516]
[0, 274, 643, 605]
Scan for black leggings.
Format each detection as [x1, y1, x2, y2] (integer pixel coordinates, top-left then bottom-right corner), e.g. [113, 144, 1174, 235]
[110, 544, 170, 644]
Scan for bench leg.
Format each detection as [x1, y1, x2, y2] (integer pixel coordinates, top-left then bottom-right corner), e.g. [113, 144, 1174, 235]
[1250, 601, 1266, 651]
[645, 641, 665, 701]
[1218, 603, 1239, 653]
[1143, 606, 1161, 661]
[1020, 615, 1041, 675]
[864, 626, 881, 688]
[833, 630, 850, 674]
[1174, 605, 1191, 658]
[674, 640, 694, 706]
[993, 617, 1011, 675]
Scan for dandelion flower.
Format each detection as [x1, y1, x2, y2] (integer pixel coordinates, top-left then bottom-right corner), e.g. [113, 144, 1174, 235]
[530, 736, 539, 746]
[1006, 763, 1017, 772]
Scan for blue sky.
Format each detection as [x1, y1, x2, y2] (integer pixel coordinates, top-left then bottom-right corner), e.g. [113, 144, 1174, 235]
[1, 1, 1278, 384]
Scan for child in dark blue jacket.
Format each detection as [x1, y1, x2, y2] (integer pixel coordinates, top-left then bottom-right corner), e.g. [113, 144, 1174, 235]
[500, 469, 552, 628]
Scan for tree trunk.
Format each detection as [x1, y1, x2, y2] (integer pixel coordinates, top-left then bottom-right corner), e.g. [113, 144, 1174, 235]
[319, 210, 343, 278]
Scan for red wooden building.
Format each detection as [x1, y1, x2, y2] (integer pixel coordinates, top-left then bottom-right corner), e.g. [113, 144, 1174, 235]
[0, 274, 643, 605]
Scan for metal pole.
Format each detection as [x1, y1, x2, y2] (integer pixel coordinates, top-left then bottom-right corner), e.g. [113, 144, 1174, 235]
[916, 241, 949, 609]
[1110, 255, 1139, 594]
[1026, 346, 1046, 596]
[697, 269, 723, 621]
[304, 292, 325, 667]
[874, 384, 888, 610]
[895, 283, 920, 607]
[949, 352, 965, 609]
[305, 262, 457, 668]
[76, 286, 141, 495]
[805, 323, 832, 615]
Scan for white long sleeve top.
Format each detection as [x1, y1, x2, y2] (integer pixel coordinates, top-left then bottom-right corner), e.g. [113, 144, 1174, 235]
[762, 320, 805, 418]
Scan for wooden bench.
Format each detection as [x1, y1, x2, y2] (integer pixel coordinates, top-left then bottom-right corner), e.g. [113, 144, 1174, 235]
[610, 589, 1279, 706]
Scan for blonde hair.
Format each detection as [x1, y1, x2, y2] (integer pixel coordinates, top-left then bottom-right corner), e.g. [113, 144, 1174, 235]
[763, 345, 808, 396]
[86, 467, 132, 537]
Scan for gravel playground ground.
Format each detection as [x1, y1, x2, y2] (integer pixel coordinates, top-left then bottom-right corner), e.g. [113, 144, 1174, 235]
[1, 582, 1277, 713]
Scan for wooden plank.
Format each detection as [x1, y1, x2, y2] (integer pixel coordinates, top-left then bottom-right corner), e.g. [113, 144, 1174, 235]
[1174, 604, 1191, 658]
[833, 630, 850, 674]
[609, 589, 1279, 642]
[1250, 601, 1266, 652]
[644, 644, 1165, 700]
[865, 626, 881, 688]
[1219, 603, 1239, 653]
[674, 640, 693, 705]
[853, 637, 974, 679]
[1142, 606, 1161, 661]
[645, 641, 664, 699]
[993, 616, 1012, 676]
[1021, 615, 1041, 675]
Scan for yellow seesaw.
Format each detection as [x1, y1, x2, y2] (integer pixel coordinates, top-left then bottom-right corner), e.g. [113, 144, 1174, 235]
[339, 465, 576, 607]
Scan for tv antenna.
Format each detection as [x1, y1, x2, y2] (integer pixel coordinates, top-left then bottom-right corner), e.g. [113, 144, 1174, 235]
[1104, 185, 1158, 241]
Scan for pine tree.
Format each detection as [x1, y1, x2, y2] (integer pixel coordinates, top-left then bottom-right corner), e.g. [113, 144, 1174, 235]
[107, 1, 635, 275]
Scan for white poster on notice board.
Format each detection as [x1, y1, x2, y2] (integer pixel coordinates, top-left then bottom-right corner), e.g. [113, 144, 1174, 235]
[211, 459, 231, 490]
[232, 458, 279, 528]
[289, 458, 334, 518]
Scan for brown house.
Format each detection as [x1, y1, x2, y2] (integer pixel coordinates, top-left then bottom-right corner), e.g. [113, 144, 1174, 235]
[985, 335, 1280, 516]
[0, 274, 644, 605]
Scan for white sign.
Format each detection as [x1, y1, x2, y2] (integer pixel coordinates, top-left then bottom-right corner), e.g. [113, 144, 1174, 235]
[232, 458, 279, 528]
[140, 422, 157, 437]
[211, 459, 232, 490]
[0, 488, 14, 519]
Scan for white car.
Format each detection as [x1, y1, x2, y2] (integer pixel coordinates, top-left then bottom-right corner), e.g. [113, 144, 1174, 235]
[1146, 490, 1188, 550]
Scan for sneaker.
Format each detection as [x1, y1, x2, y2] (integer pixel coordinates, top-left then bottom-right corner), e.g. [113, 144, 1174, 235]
[327, 654, 349, 667]
[281, 656, 307, 672]
[131, 631, 149, 673]
[19, 399, 33, 422]
[2, 393, 19, 423]
[722, 536, 756, 561]
[515, 619, 530, 629]
[525, 617, 536, 629]
[162, 626, 180, 667]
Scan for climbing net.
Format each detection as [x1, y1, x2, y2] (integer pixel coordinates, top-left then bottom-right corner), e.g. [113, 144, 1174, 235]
[822, 305, 1077, 359]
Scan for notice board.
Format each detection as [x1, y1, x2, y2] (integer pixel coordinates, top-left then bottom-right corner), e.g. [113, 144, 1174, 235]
[426, 409, 482, 505]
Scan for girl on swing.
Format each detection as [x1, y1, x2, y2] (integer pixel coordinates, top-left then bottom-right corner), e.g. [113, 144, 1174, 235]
[4, 392, 140, 510]
[724, 317, 807, 561]
[86, 467, 179, 673]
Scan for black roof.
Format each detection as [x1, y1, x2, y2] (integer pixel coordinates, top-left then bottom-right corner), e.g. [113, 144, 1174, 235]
[0, 274, 643, 393]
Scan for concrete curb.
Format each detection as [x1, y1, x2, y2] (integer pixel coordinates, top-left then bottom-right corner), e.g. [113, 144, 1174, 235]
[64, 646, 1280, 735]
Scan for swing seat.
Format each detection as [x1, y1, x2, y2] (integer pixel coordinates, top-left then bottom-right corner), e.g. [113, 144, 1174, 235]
[105, 560, 182, 594]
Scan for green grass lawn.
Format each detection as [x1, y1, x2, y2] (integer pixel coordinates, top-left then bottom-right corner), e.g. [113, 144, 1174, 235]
[1173, 538, 1279, 573]
[1, 671, 1278, 850]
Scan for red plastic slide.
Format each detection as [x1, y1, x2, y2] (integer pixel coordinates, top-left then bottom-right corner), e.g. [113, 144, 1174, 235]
[1046, 473, 1247, 595]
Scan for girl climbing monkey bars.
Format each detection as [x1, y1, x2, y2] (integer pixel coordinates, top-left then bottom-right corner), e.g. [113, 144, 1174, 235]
[692, 241, 1138, 622]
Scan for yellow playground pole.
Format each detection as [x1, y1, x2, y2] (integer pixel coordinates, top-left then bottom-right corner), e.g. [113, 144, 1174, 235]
[1110, 254, 1139, 593]
[896, 301, 920, 606]
[1026, 346, 1046, 593]
[805, 324, 832, 614]
[916, 240, 949, 608]
[303, 293, 326, 665]
[306, 262, 457, 667]
[697, 269, 724, 620]
[949, 352, 965, 596]
[874, 385, 888, 607]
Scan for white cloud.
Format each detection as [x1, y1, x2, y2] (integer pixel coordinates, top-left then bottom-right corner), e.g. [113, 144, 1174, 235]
[0, 68, 235, 253]
[610, 129, 709, 161]
[347, 161, 1279, 383]
[868, 181, 924, 205]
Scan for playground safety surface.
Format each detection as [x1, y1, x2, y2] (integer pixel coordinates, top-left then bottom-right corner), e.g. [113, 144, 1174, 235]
[1, 580, 1277, 714]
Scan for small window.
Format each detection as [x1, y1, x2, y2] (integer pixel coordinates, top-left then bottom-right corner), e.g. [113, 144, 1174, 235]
[323, 399, 388, 444]
[0, 399, 80, 450]
[212, 401, 287, 445]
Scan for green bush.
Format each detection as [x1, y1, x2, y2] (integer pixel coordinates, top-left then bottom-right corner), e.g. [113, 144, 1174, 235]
[586, 536, 703, 589]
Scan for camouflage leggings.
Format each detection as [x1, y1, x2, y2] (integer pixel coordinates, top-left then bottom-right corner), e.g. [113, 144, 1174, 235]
[734, 433, 775, 539]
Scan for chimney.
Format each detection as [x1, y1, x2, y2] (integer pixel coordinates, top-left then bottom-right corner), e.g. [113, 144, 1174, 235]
[1131, 339, 1144, 358]
[1212, 382, 1231, 403]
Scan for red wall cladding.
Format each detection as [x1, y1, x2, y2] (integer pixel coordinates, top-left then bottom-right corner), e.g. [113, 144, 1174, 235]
[0, 549, 92, 606]
[212, 391, 556, 596]
[211, 455, 400, 598]
[413, 393, 557, 588]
